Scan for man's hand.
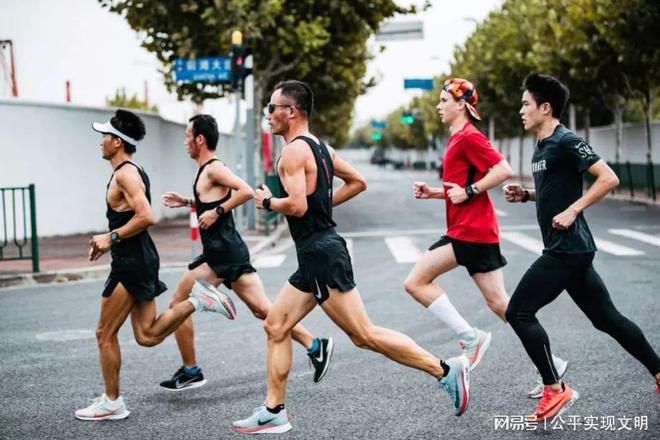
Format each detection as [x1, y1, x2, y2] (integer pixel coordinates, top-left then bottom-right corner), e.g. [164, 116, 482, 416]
[503, 183, 524, 203]
[413, 181, 432, 199]
[552, 208, 578, 230]
[445, 182, 469, 204]
[161, 192, 188, 208]
[89, 233, 112, 261]
[198, 209, 219, 229]
[255, 184, 273, 209]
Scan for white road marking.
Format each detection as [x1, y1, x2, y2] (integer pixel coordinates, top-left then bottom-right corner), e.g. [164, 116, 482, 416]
[594, 237, 644, 256]
[252, 254, 287, 268]
[384, 236, 422, 263]
[35, 329, 95, 342]
[608, 229, 660, 247]
[500, 231, 544, 255]
[495, 209, 508, 217]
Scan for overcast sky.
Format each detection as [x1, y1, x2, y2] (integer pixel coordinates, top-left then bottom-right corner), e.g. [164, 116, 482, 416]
[0, 0, 502, 132]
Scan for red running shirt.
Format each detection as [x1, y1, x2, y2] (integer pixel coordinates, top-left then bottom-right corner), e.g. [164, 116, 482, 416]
[442, 122, 503, 244]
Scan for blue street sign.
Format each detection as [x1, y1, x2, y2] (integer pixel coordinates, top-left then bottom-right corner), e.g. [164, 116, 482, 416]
[371, 120, 387, 129]
[404, 78, 434, 90]
[174, 57, 232, 83]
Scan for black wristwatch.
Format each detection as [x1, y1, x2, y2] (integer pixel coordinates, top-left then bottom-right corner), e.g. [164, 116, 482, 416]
[215, 205, 225, 216]
[110, 230, 120, 244]
[263, 197, 271, 211]
[465, 184, 476, 199]
[521, 189, 530, 203]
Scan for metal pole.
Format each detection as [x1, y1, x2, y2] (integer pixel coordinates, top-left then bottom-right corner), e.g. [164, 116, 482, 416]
[234, 80, 244, 232]
[245, 55, 256, 230]
[29, 184, 39, 272]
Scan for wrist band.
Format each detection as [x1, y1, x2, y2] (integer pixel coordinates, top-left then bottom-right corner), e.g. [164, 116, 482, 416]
[521, 189, 530, 203]
[263, 198, 271, 211]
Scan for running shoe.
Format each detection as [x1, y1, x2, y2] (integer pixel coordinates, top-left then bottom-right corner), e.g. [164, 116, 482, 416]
[527, 383, 579, 423]
[74, 394, 130, 421]
[307, 337, 334, 383]
[191, 278, 237, 319]
[232, 405, 292, 434]
[159, 366, 207, 391]
[438, 355, 470, 416]
[528, 356, 569, 399]
[457, 327, 492, 371]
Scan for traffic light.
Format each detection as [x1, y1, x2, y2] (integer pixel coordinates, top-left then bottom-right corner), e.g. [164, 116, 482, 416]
[230, 45, 252, 92]
[401, 111, 414, 125]
[371, 132, 382, 141]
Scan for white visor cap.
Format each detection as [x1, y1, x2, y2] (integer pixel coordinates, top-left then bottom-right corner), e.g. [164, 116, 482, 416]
[92, 121, 139, 146]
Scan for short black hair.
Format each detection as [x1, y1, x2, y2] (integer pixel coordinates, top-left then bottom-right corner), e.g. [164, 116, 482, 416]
[189, 114, 219, 150]
[522, 73, 570, 119]
[111, 109, 145, 153]
[274, 80, 314, 118]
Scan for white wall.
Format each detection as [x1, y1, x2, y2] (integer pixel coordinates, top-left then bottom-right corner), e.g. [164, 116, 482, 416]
[494, 121, 660, 178]
[0, 99, 239, 237]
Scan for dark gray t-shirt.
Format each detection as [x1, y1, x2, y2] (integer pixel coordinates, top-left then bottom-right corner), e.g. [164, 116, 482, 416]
[531, 124, 601, 254]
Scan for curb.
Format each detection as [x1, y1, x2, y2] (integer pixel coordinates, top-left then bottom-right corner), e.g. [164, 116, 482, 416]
[0, 222, 290, 290]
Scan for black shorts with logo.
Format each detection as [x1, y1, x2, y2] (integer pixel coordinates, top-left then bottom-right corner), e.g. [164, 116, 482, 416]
[188, 245, 256, 290]
[288, 230, 356, 305]
[429, 235, 507, 276]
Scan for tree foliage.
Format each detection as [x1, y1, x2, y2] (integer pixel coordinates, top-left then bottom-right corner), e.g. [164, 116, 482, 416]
[99, 0, 416, 147]
[106, 88, 159, 113]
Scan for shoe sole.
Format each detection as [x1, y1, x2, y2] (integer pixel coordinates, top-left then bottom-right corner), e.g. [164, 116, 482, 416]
[534, 389, 580, 424]
[456, 356, 470, 416]
[528, 359, 569, 399]
[75, 410, 130, 421]
[468, 331, 492, 372]
[314, 338, 334, 383]
[160, 379, 207, 392]
[233, 422, 292, 434]
[195, 280, 237, 320]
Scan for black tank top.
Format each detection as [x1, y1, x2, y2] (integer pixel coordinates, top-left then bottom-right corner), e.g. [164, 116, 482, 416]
[106, 161, 156, 260]
[277, 136, 336, 244]
[193, 158, 242, 252]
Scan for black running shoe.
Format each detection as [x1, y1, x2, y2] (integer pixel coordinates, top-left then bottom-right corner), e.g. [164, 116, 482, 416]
[307, 338, 334, 383]
[159, 366, 207, 391]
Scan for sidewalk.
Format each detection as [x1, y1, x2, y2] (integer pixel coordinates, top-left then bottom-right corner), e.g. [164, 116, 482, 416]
[0, 216, 289, 289]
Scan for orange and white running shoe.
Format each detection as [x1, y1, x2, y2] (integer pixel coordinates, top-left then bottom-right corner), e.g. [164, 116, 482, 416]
[527, 383, 579, 423]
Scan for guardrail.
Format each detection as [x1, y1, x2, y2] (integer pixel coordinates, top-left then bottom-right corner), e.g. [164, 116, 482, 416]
[585, 161, 658, 201]
[0, 184, 39, 272]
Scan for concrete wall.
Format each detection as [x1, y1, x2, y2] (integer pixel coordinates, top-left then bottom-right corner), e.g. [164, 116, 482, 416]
[0, 99, 239, 237]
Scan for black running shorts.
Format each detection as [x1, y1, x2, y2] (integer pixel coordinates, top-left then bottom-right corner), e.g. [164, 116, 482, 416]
[288, 231, 356, 305]
[428, 235, 507, 275]
[188, 249, 256, 289]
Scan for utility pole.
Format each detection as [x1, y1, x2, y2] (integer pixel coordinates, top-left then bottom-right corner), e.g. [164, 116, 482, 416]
[0, 40, 18, 97]
[231, 30, 245, 232]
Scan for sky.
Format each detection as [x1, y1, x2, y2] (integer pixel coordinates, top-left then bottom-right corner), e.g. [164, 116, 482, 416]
[0, 0, 502, 133]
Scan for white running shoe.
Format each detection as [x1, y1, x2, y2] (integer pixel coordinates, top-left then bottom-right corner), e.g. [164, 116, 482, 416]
[190, 279, 237, 319]
[528, 355, 569, 399]
[74, 394, 130, 421]
[458, 327, 492, 371]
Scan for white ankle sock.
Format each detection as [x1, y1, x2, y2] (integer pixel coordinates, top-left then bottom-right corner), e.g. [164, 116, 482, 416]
[427, 294, 473, 335]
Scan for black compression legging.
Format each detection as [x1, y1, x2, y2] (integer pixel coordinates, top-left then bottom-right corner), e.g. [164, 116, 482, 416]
[505, 252, 660, 385]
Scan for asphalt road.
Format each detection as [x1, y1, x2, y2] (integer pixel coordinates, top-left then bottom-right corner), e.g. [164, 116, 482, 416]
[1, 162, 659, 439]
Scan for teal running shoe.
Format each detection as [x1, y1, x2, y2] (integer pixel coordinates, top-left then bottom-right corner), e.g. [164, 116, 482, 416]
[232, 405, 292, 434]
[439, 355, 470, 416]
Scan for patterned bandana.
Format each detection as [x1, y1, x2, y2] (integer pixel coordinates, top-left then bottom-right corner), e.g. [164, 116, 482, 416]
[442, 78, 481, 120]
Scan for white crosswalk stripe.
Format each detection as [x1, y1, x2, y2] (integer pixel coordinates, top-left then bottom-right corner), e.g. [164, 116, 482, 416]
[494, 209, 507, 217]
[252, 254, 287, 268]
[500, 231, 544, 255]
[593, 238, 644, 256]
[345, 239, 354, 261]
[608, 229, 660, 247]
[384, 236, 422, 263]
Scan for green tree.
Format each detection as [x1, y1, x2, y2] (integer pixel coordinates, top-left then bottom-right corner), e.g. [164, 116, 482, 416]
[106, 88, 159, 113]
[98, 0, 416, 147]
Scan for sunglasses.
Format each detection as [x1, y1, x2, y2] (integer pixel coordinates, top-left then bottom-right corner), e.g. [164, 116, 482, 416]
[266, 103, 301, 114]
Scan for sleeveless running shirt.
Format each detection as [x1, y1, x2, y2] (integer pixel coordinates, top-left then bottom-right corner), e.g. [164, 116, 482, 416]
[106, 161, 159, 259]
[193, 158, 245, 252]
[277, 136, 336, 243]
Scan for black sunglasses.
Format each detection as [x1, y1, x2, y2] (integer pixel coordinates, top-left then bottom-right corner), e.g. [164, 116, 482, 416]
[266, 103, 301, 114]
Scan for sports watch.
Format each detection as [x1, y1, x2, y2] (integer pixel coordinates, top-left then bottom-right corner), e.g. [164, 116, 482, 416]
[110, 230, 120, 244]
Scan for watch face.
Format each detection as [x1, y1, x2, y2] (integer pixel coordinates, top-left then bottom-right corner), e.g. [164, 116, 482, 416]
[111, 231, 119, 242]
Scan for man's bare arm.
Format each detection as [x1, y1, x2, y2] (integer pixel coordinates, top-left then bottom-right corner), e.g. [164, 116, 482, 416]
[329, 147, 367, 207]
